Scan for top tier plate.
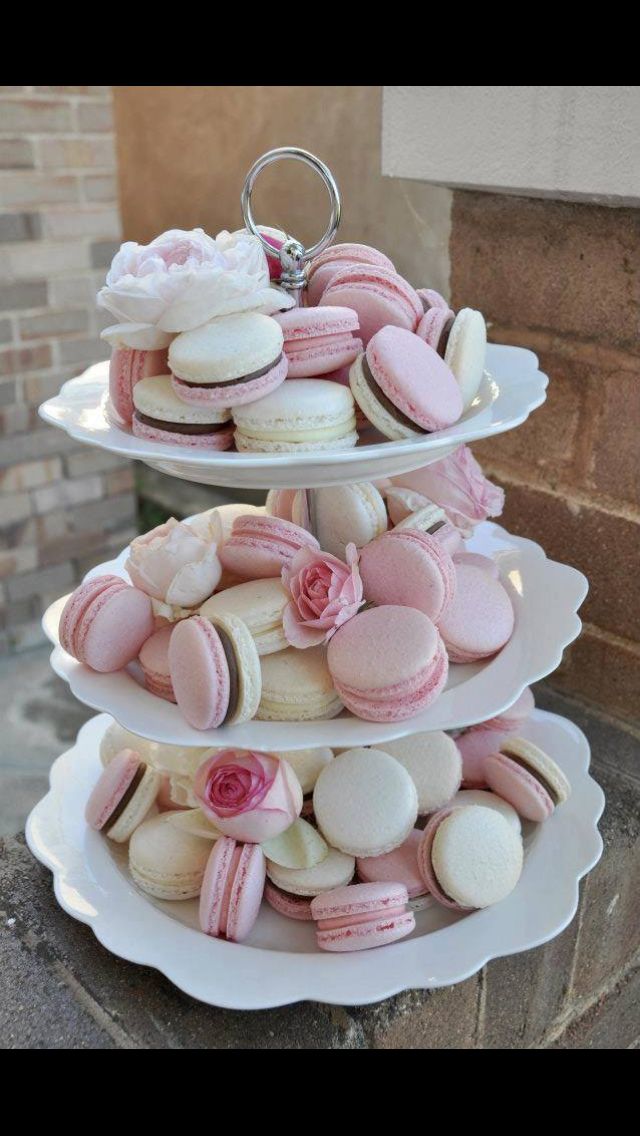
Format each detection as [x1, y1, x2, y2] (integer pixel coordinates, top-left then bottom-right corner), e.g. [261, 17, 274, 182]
[39, 344, 547, 490]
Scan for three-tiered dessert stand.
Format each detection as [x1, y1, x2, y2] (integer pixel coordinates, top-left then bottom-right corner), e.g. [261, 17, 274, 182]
[27, 149, 603, 1008]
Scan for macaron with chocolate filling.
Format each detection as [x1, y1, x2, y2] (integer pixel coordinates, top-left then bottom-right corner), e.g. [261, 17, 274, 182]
[132, 376, 233, 449]
[169, 311, 288, 410]
[169, 612, 261, 730]
[350, 326, 463, 441]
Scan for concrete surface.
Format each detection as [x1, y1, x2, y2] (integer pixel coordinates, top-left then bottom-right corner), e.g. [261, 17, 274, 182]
[0, 650, 638, 1048]
[383, 86, 640, 205]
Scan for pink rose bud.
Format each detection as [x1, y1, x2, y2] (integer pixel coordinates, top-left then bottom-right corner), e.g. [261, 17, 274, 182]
[282, 542, 364, 649]
[194, 749, 302, 843]
[390, 445, 504, 537]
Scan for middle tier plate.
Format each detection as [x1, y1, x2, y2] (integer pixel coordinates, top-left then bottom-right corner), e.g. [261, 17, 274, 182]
[42, 522, 587, 750]
[38, 344, 547, 489]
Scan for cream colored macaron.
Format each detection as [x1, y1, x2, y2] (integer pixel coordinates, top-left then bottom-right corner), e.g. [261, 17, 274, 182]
[200, 578, 288, 656]
[129, 812, 213, 900]
[266, 847, 355, 896]
[257, 646, 343, 721]
[233, 379, 358, 453]
[313, 747, 418, 857]
[379, 731, 462, 814]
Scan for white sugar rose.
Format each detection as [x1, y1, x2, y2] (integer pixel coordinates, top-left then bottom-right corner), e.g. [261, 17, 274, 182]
[99, 228, 293, 350]
[125, 513, 223, 611]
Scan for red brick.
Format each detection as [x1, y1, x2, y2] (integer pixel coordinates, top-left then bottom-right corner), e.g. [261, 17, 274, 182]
[496, 480, 640, 643]
[550, 625, 640, 725]
[451, 191, 640, 353]
[475, 344, 585, 482]
[588, 371, 640, 507]
[0, 344, 52, 377]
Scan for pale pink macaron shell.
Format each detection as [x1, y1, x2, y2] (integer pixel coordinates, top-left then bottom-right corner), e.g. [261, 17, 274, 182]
[264, 879, 314, 921]
[415, 305, 454, 351]
[416, 288, 451, 313]
[417, 808, 471, 911]
[275, 306, 362, 377]
[439, 563, 515, 663]
[171, 353, 288, 410]
[320, 264, 422, 345]
[200, 837, 266, 942]
[306, 243, 395, 307]
[61, 575, 154, 673]
[59, 574, 122, 657]
[109, 346, 168, 426]
[484, 752, 554, 823]
[219, 515, 320, 580]
[357, 829, 429, 899]
[85, 748, 143, 831]
[453, 551, 500, 579]
[327, 605, 449, 722]
[359, 528, 456, 623]
[311, 881, 415, 952]
[457, 727, 508, 788]
[483, 686, 535, 732]
[132, 415, 235, 450]
[169, 616, 229, 730]
[138, 626, 176, 702]
[265, 488, 297, 523]
[367, 326, 463, 431]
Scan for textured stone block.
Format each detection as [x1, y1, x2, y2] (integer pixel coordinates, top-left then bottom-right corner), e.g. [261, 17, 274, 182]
[0, 174, 79, 207]
[38, 137, 116, 170]
[0, 345, 52, 378]
[0, 212, 41, 242]
[0, 457, 62, 493]
[19, 310, 89, 340]
[0, 281, 47, 313]
[0, 97, 74, 133]
[0, 137, 35, 169]
[6, 560, 73, 602]
[77, 101, 114, 132]
[32, 475, 103, 515]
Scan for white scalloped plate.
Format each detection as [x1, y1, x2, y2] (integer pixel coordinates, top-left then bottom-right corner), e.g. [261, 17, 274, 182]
[26, 710, 604, 1008]
[38, 345, 547, 489]
[41, 522, 587, 750]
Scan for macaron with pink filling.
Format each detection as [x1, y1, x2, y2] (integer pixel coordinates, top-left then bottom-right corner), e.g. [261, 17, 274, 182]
[169, 311, 287, 410]
[59, 574, 154, 673]
[274, 306, 362, 377]
[327, 605, 448, 722]
[109, 345, 169, 427]
[311, 882, 415, 952]
[199, 836, 266, 942]
[484, 737, 571, 823]
[438, 562, 514, 663]
[132, 376, 233, 449]
[169, 612, 261, 729]
[359, 527, 456, 623]
[418, 805, 523, 911]
[305, 242, 395, 307]
[219, 514, 320, 580]
[264, 879, 314, 921]
[320, 264, 422, 345]
[138, 626, 175, 702]
[389, 495, 463, 557]
[350, 326, 463, 440]
[85, 748, 161, 843]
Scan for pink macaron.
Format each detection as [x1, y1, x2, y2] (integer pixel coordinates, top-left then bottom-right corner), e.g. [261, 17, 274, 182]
[311, 882, 415, 952]
[219, 514, 320, 580]
[359, 528, 456, 623]
[274, 306, 362, 377]
[350, 326, 463, 440]
[483, 737, 571, 823]
[327, 605, 448, 722]
[453, 551, 500, 579]
[357, 829, 430, 902]
[85, 748, 160, 842]
[108, 346, 169, 427]
[320, 264, 422, 345]
[415, 290, 455, 353]
[438, 563, 515, 663]
[59, 574, 154, 673]
[416, 288, 452, 314]
[305, 242, 395, 307]
[138, 626, 175, 702]
[199, 837, 266, 942]
[169, 613, 261, 730]
[458, 686, 536, 786]
[264, 879, 314, 921]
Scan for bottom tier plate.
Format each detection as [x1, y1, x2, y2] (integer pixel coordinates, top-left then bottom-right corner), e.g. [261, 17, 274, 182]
[26, 710, 604, 1009]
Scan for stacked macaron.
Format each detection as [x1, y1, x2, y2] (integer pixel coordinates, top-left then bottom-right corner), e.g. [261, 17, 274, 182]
[102, 227, 490, 452]
[85, 708, 571, 952]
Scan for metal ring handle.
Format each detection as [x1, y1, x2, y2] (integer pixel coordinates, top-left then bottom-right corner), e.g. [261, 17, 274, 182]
[241, 147, 341, 264]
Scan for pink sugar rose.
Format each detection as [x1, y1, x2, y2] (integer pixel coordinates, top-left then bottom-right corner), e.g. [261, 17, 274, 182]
[194, 749, 302, 843]
[125, 513, 222, 611]
[391, 445, 504, 536]
[282, 542, 364, 649]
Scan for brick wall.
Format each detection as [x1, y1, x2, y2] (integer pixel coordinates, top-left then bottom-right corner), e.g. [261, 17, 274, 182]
[451, 191, 640, 723]
[0, 86, 137, 652]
